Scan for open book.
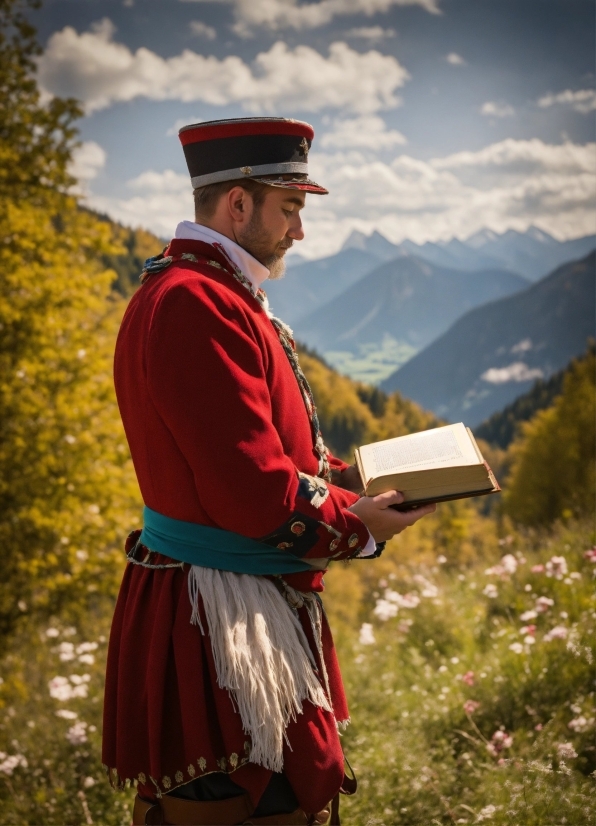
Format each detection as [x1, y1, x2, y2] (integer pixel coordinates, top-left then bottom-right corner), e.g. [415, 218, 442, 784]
[354, 423, 500, 510]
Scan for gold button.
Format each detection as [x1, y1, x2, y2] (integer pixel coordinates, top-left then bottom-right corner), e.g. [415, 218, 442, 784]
[348, 534, 359, 548]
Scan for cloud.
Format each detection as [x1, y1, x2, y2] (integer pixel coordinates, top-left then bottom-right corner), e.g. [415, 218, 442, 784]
[446, 52, 465, 66]
[68, 140, 106, 193]
[481, 363, 544, 384]
[345, 26, 396, 42]
[320, 116, 407, 149]
[481, 101, 515, 118]
[166, 116, 203, 137]
[180, 0, 440, 35]
[538, 88, 596, 114]
[189, 20, 217, 39]
[38, 20, 409, 114]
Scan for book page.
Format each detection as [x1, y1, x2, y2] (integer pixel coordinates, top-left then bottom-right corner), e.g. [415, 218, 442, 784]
[360, 423, 478, 478]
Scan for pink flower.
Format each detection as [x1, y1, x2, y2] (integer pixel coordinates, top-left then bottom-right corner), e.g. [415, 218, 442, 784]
[544, 625, 568, 642]
[487, 730, 513, 756]
[534, 723, 543, 731]
[535, 596, 554, 613]
[531, 564, 545, 573]
[557, 742, 578, 760]
[463, 700, 480, 715]
[520, 625, 536, 636]
[462, 671, 475, 686]
[545, 556, 568, 580]
[584, 548, 596, 563]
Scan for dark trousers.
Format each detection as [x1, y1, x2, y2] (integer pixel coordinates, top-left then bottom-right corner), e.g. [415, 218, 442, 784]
[167, 771, 299, 818]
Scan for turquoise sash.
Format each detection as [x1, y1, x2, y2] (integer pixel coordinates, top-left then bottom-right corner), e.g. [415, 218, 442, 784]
[139, 506, 314, 575]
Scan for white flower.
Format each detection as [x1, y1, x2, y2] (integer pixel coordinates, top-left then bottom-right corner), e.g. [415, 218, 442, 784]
[568, 716, 594, 733]
[523, 636, 536, 645]
[535, 596, 555, 613]
[437, 555, 447, 564]
[556, 742, 577, 759]
[45, 627, 60, 638]
[49, 676, 74, 701]
[483, 583, 498, 598]
[78, 654, 95, 665]
[546, 556, 568, 580]
[0, 753, 28, 775]
[66, 722, 88, 745]
[544, 625, 568, 642]
[83, 776, 96, 788]
[55, 709, 78, 720]
[520, 610, 538, 621]
[413, 575, 439, 598]
[373, 599, 398, 621]
[76, 642, 98, 654]
[484, 565, 504, 576]
[57, 642, 75, 662]
[501, 554, 518, 574]
[359, 623, 375, 645]
[509, 642, 524, 654]
[477, 804, 497, 821]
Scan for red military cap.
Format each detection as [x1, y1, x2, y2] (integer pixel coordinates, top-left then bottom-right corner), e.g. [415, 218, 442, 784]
[178, 117, 328, 194]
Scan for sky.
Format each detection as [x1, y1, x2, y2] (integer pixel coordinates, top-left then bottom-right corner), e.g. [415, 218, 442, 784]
[32, 0, 596, 258]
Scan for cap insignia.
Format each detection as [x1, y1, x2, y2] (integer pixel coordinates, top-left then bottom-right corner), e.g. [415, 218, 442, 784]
[240, 166, 252, 175]
[299, 137, 309, 157]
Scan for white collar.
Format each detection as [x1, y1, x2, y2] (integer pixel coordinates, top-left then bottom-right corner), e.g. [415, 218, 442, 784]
[174, 221, 270, 293]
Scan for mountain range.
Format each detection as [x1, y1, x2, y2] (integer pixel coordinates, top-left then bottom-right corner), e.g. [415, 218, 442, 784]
[380, 251, 595, 427]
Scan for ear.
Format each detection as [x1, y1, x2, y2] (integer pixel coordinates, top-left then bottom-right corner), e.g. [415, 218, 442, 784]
[226, 185, 253, 225]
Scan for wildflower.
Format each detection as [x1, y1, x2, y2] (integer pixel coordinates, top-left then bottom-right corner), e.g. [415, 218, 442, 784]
[55, 709, 78, 720]
[397, 620, 412, 634]
[535, 596, 554, 613]
[0, 753, 28, 776]
[546, 556, 568, 580]
[76, 642, 98, 654]
[78, 654, 95, 665]
[463, 700, 480, 715]
[520, 610, 537, 621]
[523, 635, 535, 645]
[399, 592, 421, 608]
[45, 628, 59, 638]
[49, 676, 74, 701]
[569, 572, 581, 580]
[413, 575, 439, 598]
[437, 554, 447, 564]
[359, 623, 375, 645]
[534, 723, 543, 731]
[83, 777, 96, 788]
[487, 730, 513, 757]
[374, 599, 397, 621]
[583, 547, 596, 562]
[450, 657, 459, 664]
[556, 742, 577, 760]
[483, 584, 498, 598]
[462, 671, 474, 686]
[484, 564, 504, 577]
[57, 641, 75, 662]
[378, 578, 388, 588]
[509, 642, 523, 654]
[438, 665, 448, 673]
[531, 564, 545, 573]
[544, 625, 568, 642]
[66, 722, 88, 745]
[501, 554, 518, 574]
[568, 715, 594, 732]
[520, 625, 536, 636]
[477, 804, 497, 821]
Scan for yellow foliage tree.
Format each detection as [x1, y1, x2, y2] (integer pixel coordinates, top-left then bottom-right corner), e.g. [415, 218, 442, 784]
[503, 349, 596, 527]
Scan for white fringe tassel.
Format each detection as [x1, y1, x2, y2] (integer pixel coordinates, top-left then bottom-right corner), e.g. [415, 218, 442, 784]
[187, 566, 333, 772]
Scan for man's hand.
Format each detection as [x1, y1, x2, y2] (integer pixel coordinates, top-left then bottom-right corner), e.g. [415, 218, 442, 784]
[329, 464, 364, 494]
[348, 490, 436, 542]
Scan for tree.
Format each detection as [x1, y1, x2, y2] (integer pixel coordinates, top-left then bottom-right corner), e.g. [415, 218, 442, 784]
[503, 349, 596, 527]
[0, 0, 139, 644]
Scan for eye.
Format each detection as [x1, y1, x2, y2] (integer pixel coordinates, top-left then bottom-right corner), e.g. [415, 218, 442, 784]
[282, 208, 293, 216]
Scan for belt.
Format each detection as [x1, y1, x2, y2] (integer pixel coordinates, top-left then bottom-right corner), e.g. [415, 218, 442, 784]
[132, 793, 331, 825]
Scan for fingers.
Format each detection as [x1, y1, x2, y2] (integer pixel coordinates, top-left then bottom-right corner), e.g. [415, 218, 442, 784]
[372, 489, 404, 507]
[396, 502, 436, 527]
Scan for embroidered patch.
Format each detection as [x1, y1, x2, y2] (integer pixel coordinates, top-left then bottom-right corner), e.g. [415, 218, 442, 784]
[198, 757, 207, 771]
[188, 764, 195, 777]
[348, 533, 359, 548]
[162, 776, 171, 789]
[297, 472, 329, 508]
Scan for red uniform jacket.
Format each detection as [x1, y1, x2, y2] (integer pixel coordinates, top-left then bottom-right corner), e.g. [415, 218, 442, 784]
[102, 239, 369, 813]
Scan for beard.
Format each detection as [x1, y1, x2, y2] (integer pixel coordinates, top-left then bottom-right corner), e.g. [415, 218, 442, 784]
[237, 208, 292, 281]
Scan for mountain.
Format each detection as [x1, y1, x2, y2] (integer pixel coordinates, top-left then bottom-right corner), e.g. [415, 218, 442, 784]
[293, 255, 529, 362]
[380, 252, 595, 427]
[341, 229, 402, 261]
[265, 247, 382, 327]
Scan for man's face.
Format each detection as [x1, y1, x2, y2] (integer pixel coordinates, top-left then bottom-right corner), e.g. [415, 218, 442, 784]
[237, 187, 306, 280]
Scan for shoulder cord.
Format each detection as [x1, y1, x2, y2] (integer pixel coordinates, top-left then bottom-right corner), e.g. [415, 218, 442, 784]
[140, 247, 331, 481]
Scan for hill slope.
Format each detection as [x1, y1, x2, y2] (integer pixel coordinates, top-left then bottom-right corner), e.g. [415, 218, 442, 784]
[294, 256, 529, 356]
[380, 252, 595, 426]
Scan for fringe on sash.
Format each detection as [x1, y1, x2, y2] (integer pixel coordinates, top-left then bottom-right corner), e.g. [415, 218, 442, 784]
[187, 566, 333, 773]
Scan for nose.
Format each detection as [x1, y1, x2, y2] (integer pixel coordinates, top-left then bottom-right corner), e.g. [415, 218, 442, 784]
[287, 213, 305, 241]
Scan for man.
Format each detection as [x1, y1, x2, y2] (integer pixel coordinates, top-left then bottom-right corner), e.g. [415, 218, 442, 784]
[102, 117, 435, 825]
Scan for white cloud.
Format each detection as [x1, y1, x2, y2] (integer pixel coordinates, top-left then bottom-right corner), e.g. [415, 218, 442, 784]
[190, 20, 217, 39]
[180, 0, 440, 36]
[481, 363, 544, 384]
[38, 20, 409, 114]
[538, 88, 596, 114]
[446, 52, 466, 66]
[84, 138, 596, 259]
[481, 101, 515, 118]
[68, 140, 106, 194]
[345, 26, 396, 42]
[166, 116, 203, 137]
[320, 116, 407, 150]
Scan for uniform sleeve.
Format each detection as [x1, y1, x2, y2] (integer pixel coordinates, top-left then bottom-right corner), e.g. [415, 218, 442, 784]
[145, 278, 369, 561]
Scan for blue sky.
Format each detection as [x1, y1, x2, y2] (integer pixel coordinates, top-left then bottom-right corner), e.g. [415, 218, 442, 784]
[33, 0, 595, 257]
